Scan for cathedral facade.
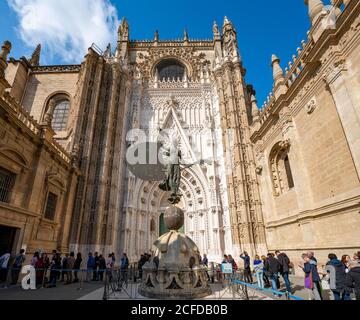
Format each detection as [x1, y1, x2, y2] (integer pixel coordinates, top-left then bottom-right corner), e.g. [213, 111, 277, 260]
[0, 0, 359, 267]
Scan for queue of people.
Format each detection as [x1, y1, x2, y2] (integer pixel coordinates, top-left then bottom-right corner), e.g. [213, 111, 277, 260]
[199, 250, 360, 300]
[1, 248, 359, 300]
[0, 249, 124, 288]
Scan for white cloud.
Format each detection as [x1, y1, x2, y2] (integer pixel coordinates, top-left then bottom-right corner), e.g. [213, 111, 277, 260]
[7, 0, 119, 63]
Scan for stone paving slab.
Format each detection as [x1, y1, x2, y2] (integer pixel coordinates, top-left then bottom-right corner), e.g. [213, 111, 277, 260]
[81, 282, 273, 301]
[0, 281, 104, 300]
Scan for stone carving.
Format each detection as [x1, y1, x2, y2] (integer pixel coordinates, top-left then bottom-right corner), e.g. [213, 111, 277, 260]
[305, 97, 317, 114]
[255, 166, 263, 175]
[32, 65, 81, 73]
[133, 47, 209, 80]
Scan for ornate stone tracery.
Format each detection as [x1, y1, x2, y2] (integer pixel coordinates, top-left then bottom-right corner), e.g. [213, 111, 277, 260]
[131, 47, 210, 81]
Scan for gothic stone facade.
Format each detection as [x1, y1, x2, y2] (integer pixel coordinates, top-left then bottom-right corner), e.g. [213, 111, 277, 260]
[0, 0, 359, 268]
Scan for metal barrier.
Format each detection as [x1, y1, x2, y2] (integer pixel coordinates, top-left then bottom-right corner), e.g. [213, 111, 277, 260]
[103, 266, 141, 300]
[211, 270, 250, 300]
[231, 279, 304, 301]
[0, 267, 109, 291]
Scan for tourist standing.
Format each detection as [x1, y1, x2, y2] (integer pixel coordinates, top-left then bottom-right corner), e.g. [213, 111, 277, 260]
[120, 253, 129, 284]
[111, 253, 116, 266]
[345, 253, 360, 300]
[253, 255, 264, 289]
[49, 252, 61, 288]
[31, 252, 39, 267]
[240, 252, 253, 283]
[202, 254, 209, 267]
[265, 253, 281, 297]
[93, 252, 100, 281]
[261, 255, 270, 288]
[209, 262, 216, 284]
[42, 253, 50, 283]
[300, 253, 322, 300]
[106, 254, 114, 270]
[73, 253, 82, 283]
[275, 250, 292, 294]
[65, 252, 75, 284]
[35, 253, 46, 287]
[98, 255, 107, 282]
[228, 255, 237, 273]
[326, 253, 352, 300]
[61, 254, 69, 282]
[0, 252, 10, 283]
[87, 252, 95, 282]
[341, 254, 351, 273]
[11, 249, 26, 285]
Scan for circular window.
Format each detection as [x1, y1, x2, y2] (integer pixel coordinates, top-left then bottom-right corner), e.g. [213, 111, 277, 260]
[156, 59, 185, 81]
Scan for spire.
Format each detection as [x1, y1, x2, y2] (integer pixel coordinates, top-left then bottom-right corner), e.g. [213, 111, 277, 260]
[271, 54, 285, 85]
[0, 40, 11, 79]
[271, 54, 288, 98]
[0, 41, 12, 96]
[30, 44, 41, 66]
[118, 17, 129, 42]
[222, 16, 235, 33]
[251, 94, 260, 122]
[184, 29, 189, 42]
[304, 0, 325, 24]
[154, 30, 159, 43]
[116, 18, 129, 60]
[213, 21, 220, 39]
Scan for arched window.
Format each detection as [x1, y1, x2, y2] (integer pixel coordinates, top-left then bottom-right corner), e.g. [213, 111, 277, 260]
[156, 59, 185, 81]
[51, 100, 70, 132]
[284, 155, 294, 189]
[269, 140, 295, 196]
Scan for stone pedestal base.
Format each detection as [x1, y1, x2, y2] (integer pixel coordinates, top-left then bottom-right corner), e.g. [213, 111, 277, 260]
[139, 263, 212, 300]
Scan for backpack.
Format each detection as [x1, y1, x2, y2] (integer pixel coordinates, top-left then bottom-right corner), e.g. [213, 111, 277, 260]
[233, 261, 238, 271]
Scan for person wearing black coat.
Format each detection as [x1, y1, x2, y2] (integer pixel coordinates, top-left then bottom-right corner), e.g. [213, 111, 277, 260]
[265, 253, 281, 296]
[346, 260, 360, 300]
[73, 253, 82, 283]
[275, 251, 292, 293]
[98, 255, 106, 282]
[326, 253, 352, 300]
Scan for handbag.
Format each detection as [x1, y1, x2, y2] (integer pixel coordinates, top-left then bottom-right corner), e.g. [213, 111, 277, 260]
[305, 271, 314, 290]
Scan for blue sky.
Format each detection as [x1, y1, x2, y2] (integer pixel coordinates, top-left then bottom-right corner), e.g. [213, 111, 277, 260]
[0, 0, 314, 105]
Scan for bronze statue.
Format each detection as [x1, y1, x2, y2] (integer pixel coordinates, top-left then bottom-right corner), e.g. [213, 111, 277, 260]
[158, 137, 207, 205]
